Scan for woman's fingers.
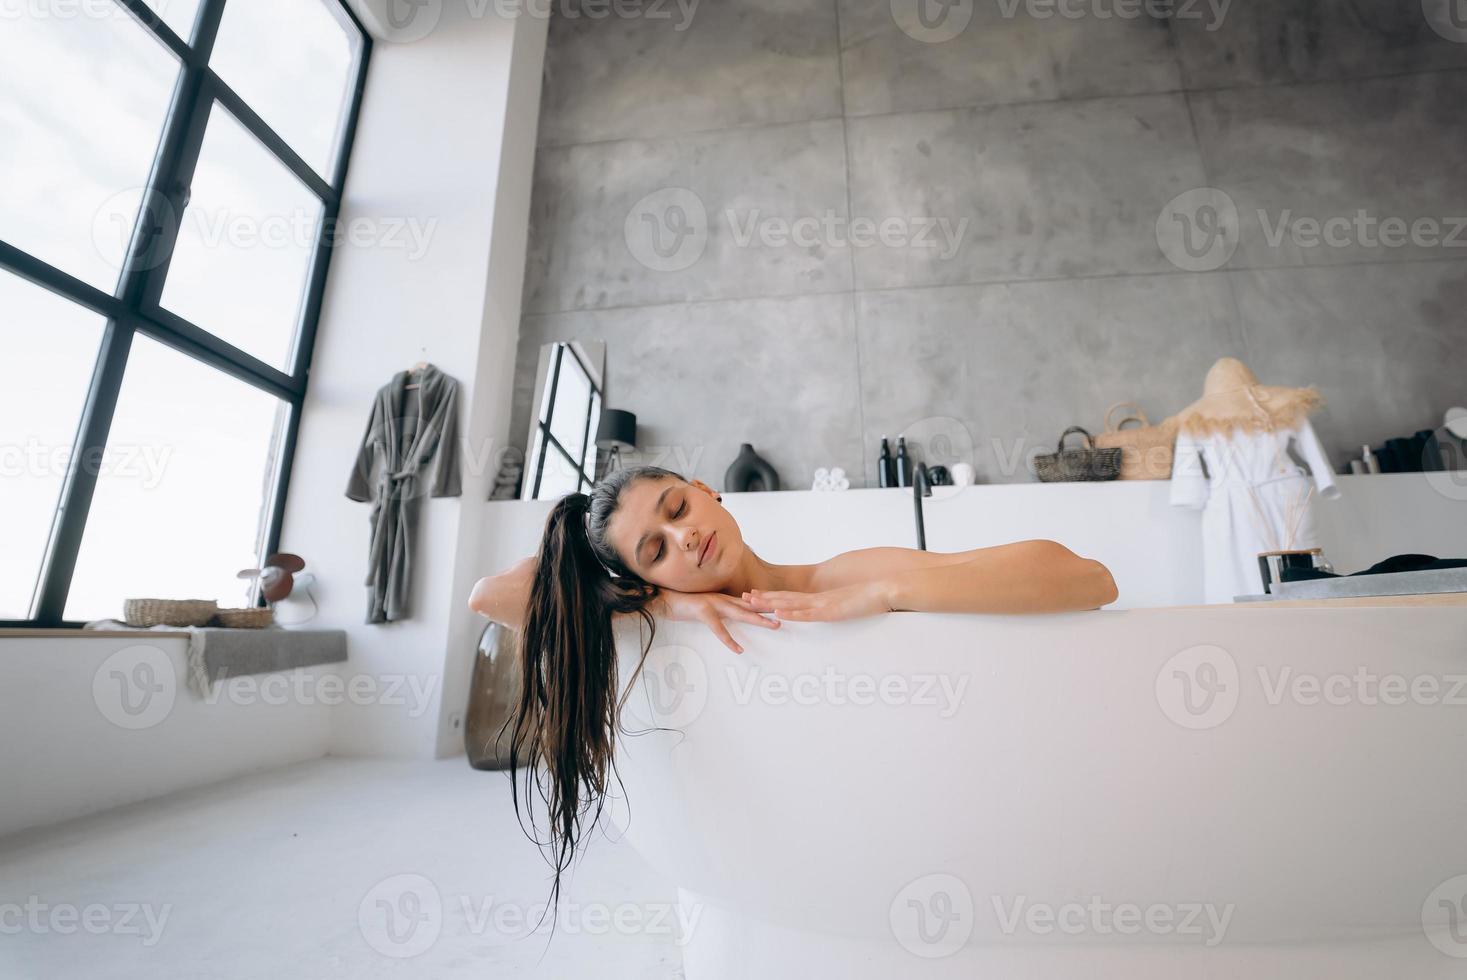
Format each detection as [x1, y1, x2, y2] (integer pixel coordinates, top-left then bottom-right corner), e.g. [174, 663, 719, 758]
[745, 589, 811, 605]
[774, 595, 833, 621]
[713, 597, 779, 630]
[730, 607, 780, 630]
[694, 597, 781, 655]
[744, 591, 813, 614]
[713, 595, 776, 625]
[700, 611, 742, 654]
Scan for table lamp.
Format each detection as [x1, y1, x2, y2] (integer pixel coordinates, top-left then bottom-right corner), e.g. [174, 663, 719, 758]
[595, 408, 637, 476]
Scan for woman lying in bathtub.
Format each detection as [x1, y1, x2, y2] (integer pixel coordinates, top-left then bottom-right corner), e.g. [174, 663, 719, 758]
[470, 463, 1117, 649]
[468, 464, 1116, 914]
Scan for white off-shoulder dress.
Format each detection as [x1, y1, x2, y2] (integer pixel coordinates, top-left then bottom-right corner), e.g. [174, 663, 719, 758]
[1169, 419, 1341, 603]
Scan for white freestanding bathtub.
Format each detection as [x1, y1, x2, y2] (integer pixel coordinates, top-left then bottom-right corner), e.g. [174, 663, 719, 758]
[606, 604, 1467, 979]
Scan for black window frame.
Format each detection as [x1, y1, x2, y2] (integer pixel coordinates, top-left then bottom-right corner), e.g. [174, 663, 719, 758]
[529, 342, 602, 499]
[1, 0, 372, 628]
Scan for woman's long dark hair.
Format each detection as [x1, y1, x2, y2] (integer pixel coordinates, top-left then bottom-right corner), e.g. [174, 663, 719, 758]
[506, 465, 680, 930]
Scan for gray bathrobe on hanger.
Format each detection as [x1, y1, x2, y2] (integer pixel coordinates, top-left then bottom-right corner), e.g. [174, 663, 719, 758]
[345, 364, 462, 623]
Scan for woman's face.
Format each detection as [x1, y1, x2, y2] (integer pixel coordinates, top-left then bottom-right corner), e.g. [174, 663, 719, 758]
[604, 476, 744, 593]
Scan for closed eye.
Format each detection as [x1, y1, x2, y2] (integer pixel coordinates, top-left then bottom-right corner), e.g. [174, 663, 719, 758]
[652, 500, 687, 563]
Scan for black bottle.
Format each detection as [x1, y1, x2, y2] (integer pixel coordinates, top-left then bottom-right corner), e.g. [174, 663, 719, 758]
[895, 436, 912, 488]
[878, 436, 897, 488]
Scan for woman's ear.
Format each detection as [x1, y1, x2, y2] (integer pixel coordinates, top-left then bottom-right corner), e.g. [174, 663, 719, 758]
[689, 478, 721, 502]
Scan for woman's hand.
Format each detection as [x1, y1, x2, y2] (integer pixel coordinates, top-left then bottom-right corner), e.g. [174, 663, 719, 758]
[654, 590, 780, 654]
[741, 581, 893, 622]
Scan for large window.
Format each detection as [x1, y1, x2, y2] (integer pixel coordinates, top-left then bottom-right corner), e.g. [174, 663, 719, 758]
[1, 0, 369, 626]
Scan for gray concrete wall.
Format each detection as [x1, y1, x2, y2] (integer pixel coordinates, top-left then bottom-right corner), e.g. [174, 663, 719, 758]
[512, 0, 1467, 489]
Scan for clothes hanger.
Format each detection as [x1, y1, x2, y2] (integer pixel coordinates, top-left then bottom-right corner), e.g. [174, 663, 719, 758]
[405, 348, 430, 389]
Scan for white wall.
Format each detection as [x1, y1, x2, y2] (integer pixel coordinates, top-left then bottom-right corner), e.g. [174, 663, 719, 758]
[0, 635, 334, 838]
[280, 7, 547, 759]
[434, 12, 549, 758]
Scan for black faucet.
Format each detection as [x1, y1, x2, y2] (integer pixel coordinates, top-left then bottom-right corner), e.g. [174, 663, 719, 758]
[913, 461, 932, 551]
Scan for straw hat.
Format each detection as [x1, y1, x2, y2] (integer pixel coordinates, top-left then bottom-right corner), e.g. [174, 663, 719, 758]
[1175, 357, 1325, 437]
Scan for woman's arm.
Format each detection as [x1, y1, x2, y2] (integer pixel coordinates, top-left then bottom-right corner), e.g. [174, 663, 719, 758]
[467, 557, 538, 629]
[468, 556, 777, 652]
[883, 539, 1117, 614]
[746, 540, 1117, 620]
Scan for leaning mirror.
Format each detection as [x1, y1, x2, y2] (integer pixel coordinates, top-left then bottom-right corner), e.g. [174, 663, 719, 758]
[520, 340, 605, 500]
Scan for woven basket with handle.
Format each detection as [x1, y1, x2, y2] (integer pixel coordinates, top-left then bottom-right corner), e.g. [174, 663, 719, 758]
[1034, 426, 1122, 483]
[1091, 402, 1179, 480]
[123, 598, 218, 627]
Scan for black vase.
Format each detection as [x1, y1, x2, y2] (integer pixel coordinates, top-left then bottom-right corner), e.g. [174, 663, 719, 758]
[724, 443, 780, 492]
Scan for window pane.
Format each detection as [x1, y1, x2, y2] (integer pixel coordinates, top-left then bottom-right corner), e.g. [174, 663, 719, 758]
[536, 350, 558, 424]
[535, 444, 581, 502]
[64, 334, 289, 621]
[525, 426, 547, 499]
[210, 0, 360, 176]
[0, 5, 177, 291]
[159, 104, 322, 371]
[141, 0, 202, 40]
[549, 354, 591, 469]
[0, 273, 107, 619]
[584, 389, 601, 483]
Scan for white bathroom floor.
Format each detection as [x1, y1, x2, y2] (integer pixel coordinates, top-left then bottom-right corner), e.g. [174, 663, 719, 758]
[0, 757, 684, 979]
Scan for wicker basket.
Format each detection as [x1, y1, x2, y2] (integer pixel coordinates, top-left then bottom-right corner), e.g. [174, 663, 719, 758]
[213, 606, 275, 629]
[123, 598, 219, 627]
[1034, 426, 1122, 483]
[1091, 402, 1179, 480]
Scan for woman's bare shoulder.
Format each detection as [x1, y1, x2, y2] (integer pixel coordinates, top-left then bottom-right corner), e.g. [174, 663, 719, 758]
[806, 545, 984, 592]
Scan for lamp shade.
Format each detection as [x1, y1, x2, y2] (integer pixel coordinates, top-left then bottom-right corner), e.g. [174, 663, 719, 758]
[595, 409, 637, 451]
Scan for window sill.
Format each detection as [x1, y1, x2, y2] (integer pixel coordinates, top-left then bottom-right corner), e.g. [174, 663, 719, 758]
[4, 629, 187, 638]
[2, 626, 349, 697]
[2, 627, 341, 638]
